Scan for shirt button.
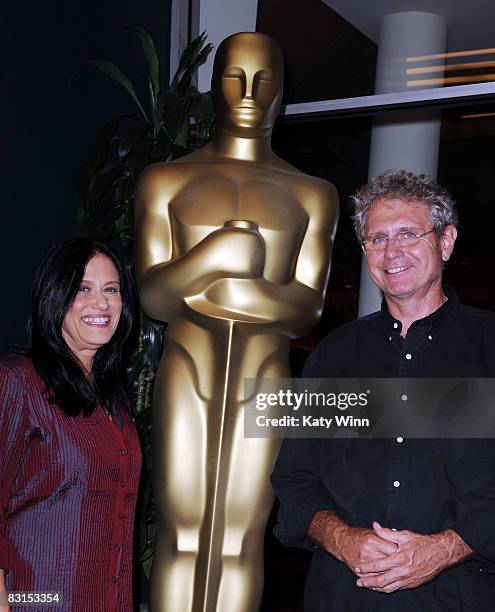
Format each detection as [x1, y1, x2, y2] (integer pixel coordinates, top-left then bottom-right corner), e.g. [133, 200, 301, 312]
[119, 513, 125, 520]
[427, 334, 433, 341]
[397, 437, 404, 443]
[112, 576, 117, 583]
[120, 480, 126, 487]
[393, 322, 399, 329]
[393, 480, 400, 487]
[388, 336, 392, 341]
[401, 394, 408, 401]
[391, 528, 397, 531]
[121, 449, 128, 456]
[405, 353, 412, 360]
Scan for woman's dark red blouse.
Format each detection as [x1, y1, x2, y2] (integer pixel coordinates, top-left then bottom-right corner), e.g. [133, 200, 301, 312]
[0, 353, 142, 611]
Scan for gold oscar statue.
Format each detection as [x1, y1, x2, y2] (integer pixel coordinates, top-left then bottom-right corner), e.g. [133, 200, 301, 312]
[135, 32, 339, 612]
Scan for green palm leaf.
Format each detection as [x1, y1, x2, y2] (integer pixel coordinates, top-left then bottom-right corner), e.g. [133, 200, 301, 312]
[171, 32, 213, 95]
[125, 26, 160, 104]
[72, 59, 148, 122]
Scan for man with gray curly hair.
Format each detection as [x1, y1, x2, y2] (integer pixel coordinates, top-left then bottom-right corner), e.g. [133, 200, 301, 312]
[352, 169, 458, 245]
[272, 169, 495, 610]
[350, 169, 459, 337]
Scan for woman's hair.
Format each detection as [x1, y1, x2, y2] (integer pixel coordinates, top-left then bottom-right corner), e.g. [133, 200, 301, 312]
[26, 237, 136, 416]
[351, 170, 458, 243]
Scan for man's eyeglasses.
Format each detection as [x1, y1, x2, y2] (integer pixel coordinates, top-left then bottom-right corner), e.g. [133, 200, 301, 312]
[362, 228, 437, 252]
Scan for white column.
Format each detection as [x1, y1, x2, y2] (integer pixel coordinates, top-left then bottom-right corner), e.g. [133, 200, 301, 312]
[170, 0, 191, 81]
[190, 0, 259, 92]
[358, 11, 447, 317]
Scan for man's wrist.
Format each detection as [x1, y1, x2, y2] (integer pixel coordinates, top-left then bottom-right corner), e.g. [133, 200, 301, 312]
[308, 511, 349, 562]
[433, 529, 473, 569]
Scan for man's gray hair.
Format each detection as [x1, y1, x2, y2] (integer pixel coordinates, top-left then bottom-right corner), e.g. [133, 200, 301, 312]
[351, 170, 458, 243]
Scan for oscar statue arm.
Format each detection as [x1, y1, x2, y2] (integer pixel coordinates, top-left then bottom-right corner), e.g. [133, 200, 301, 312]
[187, 180, 339, 337]
[134, 164, 265, 322]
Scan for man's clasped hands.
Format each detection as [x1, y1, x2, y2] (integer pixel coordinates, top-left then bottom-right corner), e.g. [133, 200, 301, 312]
[310, 511, 471, 594]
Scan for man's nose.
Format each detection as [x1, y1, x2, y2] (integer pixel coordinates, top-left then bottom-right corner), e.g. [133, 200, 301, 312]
[383, 236, 404, 258]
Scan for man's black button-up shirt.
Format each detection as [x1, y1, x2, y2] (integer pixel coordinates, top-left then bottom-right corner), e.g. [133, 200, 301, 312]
[271, 287, 495, 610]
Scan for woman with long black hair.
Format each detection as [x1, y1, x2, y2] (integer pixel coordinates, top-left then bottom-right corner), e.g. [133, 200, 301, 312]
[0, 237, 141, 611]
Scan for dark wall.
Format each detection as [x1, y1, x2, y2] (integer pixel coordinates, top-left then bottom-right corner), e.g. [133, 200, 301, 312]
[0, 0, 171, 350]
[257, 0, 376, 104]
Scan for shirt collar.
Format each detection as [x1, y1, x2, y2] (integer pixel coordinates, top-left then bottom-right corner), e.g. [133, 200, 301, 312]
[381, 285, 460, 338]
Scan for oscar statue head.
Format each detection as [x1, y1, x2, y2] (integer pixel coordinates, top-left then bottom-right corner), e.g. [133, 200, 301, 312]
[211, 32, 284, 138]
